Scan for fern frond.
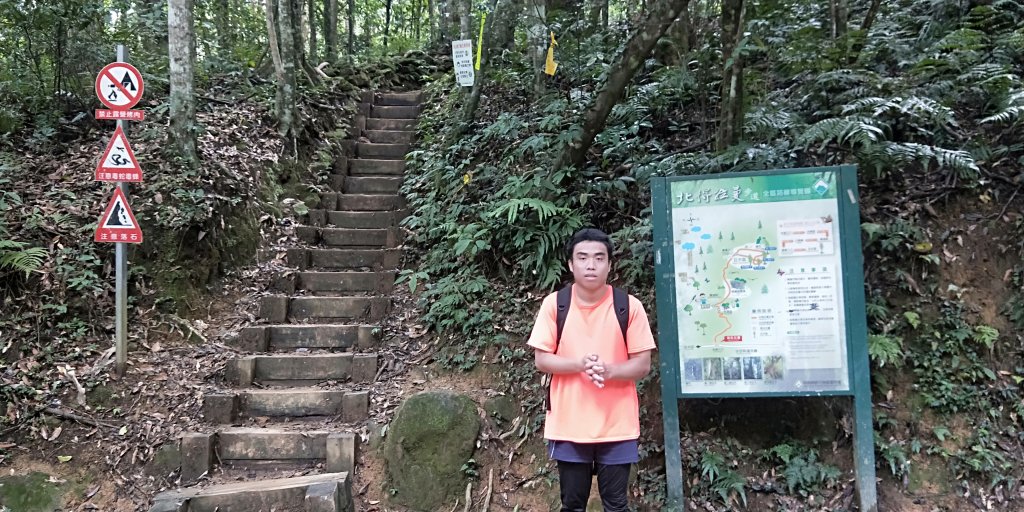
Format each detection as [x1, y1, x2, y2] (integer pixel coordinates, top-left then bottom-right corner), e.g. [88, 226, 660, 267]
[798, 116, 887, 149]
[883, 142, 980, 177]
[0, 242, 46, 275]
[980, 90, 1024, 124]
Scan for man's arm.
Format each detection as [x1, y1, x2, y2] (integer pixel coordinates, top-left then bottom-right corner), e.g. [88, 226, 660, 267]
[596, 350, 653, 383]
[535, 349, 596, 375]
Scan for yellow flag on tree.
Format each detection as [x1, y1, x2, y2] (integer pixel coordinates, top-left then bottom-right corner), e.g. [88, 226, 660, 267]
[545, 32, 558, 75]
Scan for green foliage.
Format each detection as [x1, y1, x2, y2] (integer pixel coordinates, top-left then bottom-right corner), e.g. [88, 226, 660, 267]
[693, 449, 747, 507]
[0, 240, 46, 276]
[763, 443, 841, 496]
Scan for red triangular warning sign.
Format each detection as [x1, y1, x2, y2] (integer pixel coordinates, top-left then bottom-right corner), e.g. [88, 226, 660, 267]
[96, 126, 143, 182]
[95, 188, 143, 243]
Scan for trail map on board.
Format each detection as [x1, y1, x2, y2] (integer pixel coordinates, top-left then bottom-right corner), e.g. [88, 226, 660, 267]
[671, 172, 850, 394]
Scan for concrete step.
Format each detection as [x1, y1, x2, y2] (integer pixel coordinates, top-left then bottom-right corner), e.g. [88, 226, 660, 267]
[229, 324, 378, 352]
[370, 105, 420, 119]
[259, 295, 390, 323]
[356, 142, 410, 159]
[349, 159, 405, 176]
[365, 117, 416, 131]
[226, 353, 377, 386]
[294, 227, 399, 248]
[272, 271, 395, 294]
[202, 388, 370, 423]
[306, 210, 405, 229]
[284, 248, 401, 270]
[365, 130, 415, 144]
[150, 471, 352, 512]
[344, 177, 403, 194]
[375, 91, 423, 105]
[337, 194, 405, 211]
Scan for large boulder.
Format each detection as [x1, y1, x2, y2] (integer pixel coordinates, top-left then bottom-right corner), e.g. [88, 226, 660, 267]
[383, 390, 480, 511]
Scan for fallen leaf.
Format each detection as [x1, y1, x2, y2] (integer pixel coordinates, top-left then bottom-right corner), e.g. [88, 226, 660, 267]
[57, 455, 72, 463]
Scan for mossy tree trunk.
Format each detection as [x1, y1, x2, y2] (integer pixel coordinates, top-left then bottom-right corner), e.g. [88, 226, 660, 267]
[325, 0, 338, 61]
[274, 0, 300, 156]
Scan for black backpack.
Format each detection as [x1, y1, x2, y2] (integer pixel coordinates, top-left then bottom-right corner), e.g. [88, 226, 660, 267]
[545, 284, 630, 410]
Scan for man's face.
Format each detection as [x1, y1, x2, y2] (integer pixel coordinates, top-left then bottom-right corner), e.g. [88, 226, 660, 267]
[568, 240, 611, 290]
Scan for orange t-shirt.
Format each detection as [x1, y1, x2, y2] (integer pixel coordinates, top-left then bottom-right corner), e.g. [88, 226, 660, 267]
[528, 285, 657, 443]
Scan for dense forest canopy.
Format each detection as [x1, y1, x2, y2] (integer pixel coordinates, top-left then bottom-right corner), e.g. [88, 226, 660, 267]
[1, 0, 1023, 509]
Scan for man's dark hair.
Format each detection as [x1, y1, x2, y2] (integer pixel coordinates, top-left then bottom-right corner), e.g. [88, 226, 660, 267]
[565, 228, 614, 261]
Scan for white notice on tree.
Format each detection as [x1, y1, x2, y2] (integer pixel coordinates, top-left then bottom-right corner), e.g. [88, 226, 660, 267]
[452, 39, 475, 87]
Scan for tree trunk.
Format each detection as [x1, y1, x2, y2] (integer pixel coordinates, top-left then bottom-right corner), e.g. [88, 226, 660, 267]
[428, 0, 437, 44]
[494, 0, 523, 52]
[526, 0, 547, 96]
[276, 0, 300, 155]
[362, 7, 373, 49]
[459, 0, 508, 134]
[214, 0, 234, 57]
[325, 0, 338, 61]
[168, 0, 198, 166]
[266, 0, 285, 88]
[459, 0, 471, 39]
[847, 0, 880, 63]
[716, 0, 745, 151]
[308, 0, 318, 61]
[384, 0, 393, 50]
[347, 0, 355, 55]
[555, 0, 690, 170]
[830, 0, 848, 39]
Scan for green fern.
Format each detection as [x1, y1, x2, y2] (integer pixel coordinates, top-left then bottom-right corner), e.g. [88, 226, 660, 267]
[980, 90, 1024, 124]
[0, 240, 46, 275]
[486, 198, 570, 224]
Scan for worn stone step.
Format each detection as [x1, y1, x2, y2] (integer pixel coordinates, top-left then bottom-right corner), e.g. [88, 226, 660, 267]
[271, 324, 377, 350]
[287, 248, 401, 270]
[150, 471, 351, 512]
[294, 271, 396, 293]
[349, 159, 405, 176]
[344, 177, 403, 194]
[365, 130, 415, 144]
[227, 353, 378, 386]
[336, 194, 404, 211]
[294, 226, 394, 248]
[327, 211, 405, 229]
[370, 105, 420, 119]
[285, 297, 389, 322]
[202, 388, 370, 422]
[356, 142, 410, 159]
[365, 117, 416, 131]
[375, 91, 422, 106]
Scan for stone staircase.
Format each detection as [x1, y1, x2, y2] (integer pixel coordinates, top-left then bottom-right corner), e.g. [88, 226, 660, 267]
[150, 90, 422, 512]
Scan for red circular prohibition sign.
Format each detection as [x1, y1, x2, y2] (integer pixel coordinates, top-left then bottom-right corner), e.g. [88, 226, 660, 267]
[95, 62, 145, 111]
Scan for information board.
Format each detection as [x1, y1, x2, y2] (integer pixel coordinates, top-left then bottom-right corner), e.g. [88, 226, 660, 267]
[651, 166, 877, 512]
[668, 171, 850, 395]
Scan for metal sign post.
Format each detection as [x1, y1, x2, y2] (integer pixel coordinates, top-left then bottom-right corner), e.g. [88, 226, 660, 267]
[114, 44, 129, 377]
[651, 166, 877, 511]
[94, 44, 145, 377]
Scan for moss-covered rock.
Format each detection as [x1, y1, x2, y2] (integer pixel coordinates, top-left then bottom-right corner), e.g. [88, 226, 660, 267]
[0, 472, 64, 511]
[383, 390, 480, 511]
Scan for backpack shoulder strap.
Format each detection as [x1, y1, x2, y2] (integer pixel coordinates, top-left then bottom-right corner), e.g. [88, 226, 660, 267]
[612, 287, 630, 347]
[554, 284, 573, 354]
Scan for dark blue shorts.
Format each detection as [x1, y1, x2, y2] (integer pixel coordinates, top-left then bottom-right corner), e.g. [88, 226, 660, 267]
[547, 439, 639, 465]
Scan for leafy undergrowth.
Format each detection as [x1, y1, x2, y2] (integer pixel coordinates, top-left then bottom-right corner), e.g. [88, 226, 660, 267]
[0, 52, 438, 494]
[397, 3, 1024, 509]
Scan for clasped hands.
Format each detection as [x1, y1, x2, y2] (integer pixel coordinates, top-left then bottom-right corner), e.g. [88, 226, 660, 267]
[582, 354, 608, 388]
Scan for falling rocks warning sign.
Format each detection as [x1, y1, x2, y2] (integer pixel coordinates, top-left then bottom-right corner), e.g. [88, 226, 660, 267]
[95, 188, 143, 243]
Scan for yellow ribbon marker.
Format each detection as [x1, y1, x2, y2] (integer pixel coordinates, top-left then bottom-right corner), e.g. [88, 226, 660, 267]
[544, 32, 558, 76]
[475, 12, 487, 70]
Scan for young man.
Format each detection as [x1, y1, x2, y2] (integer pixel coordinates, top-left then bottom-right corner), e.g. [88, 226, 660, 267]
[528, 228, 656, 512]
